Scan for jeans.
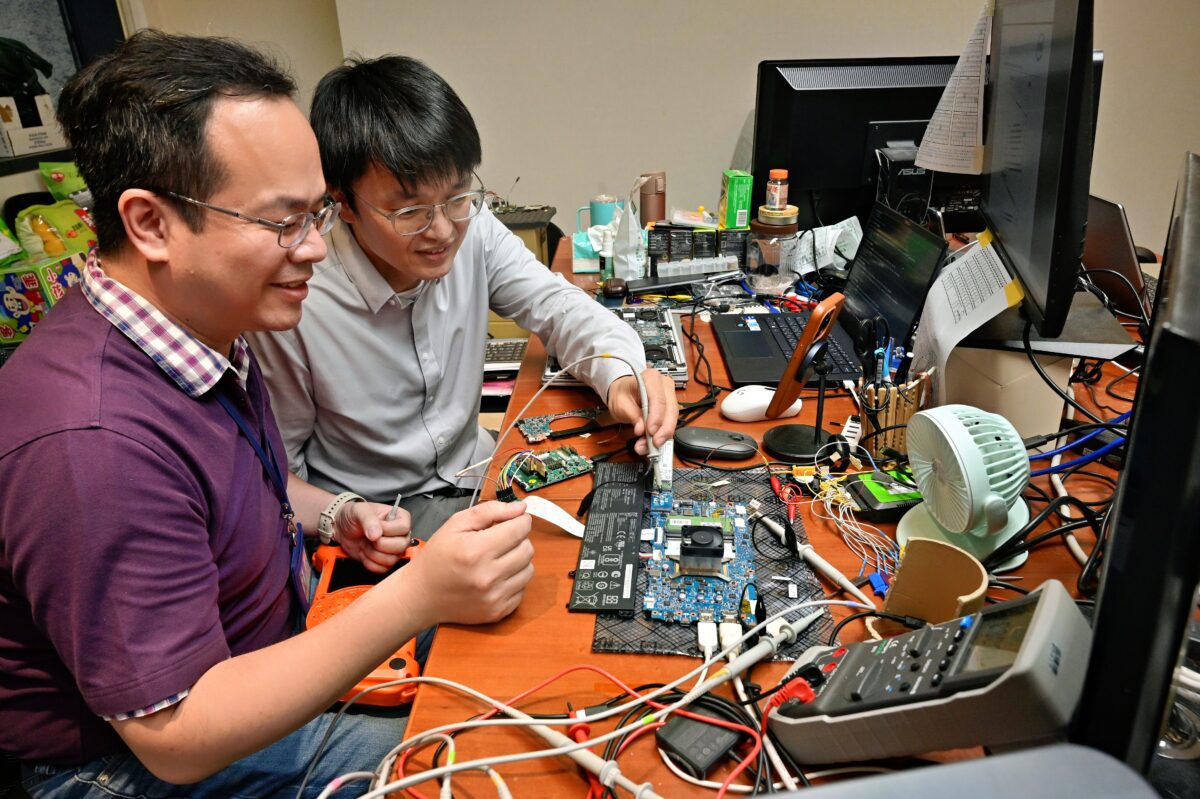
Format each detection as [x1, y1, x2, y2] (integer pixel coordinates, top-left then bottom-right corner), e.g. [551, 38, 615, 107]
[23, 625, 437, 799]
[21, 708, 408, 799]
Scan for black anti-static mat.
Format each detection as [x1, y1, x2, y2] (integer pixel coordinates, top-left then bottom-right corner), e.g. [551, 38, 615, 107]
[584, 464, 836, 661]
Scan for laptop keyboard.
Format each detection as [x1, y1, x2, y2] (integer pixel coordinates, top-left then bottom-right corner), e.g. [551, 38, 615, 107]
[484, 337, 527, 376]
[762, 312, 858, 375]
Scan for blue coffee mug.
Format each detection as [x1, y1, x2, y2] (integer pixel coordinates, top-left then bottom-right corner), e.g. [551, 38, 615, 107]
[577, 195, 624, 231]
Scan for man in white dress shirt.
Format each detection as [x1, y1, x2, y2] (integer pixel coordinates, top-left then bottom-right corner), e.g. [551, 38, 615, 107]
[248, 55, 678, 540]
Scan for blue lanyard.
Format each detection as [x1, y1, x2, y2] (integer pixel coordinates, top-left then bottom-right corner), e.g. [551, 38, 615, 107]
[215, 387, 310, 612]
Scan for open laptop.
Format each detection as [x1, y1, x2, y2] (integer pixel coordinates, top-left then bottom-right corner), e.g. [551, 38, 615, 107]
[712, 203, 948, 386]
[1083, 195, 1153, 319]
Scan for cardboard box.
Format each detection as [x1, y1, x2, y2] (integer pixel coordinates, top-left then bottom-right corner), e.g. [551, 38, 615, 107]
[30, 252, 86, 306]
[944, 346, 1072, 439]
[718, 169, 753, 230]
[0, 94, 67, 158]
[0, 263, 52, 345]
[0, 253, 84, 345]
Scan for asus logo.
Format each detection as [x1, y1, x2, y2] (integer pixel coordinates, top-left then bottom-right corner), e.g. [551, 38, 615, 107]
[898, 168, 927, 176]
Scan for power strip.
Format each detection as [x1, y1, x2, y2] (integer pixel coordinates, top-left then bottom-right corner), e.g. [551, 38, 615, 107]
[841, 415, 862, 450]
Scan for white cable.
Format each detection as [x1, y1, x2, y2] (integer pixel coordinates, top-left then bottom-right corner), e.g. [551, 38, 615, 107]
[657, 747, 774, 793]
[1050, 404, 1089, 566]
[353, 600, 869, 798]
[313, 771, 376, 799]
[1175, 685, 1200, 706]
[732, 673, 798, 791]
[471, 352, 652, 506]
[1174, 666, 1200, 691]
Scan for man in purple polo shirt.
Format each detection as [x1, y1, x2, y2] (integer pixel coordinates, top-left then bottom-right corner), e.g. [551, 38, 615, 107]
[0, 31, 534, 798]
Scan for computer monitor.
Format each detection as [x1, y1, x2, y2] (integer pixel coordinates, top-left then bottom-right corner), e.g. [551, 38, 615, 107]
[750, 56, 967, 230]
[1070, 152, 1200, 772]
[980, 0, 1096, 338]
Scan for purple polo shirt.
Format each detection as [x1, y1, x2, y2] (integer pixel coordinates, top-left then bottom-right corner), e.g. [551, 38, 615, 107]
[0, 289, 295, 764]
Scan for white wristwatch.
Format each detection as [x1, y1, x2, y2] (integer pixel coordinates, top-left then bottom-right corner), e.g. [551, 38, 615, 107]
[317, 492, 363, 544]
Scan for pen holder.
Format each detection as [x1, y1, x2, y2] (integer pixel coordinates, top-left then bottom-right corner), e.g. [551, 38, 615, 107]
[861, 373, 929, 457]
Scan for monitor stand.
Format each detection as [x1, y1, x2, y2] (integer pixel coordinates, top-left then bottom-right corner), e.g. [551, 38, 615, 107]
[763, 353, 836, 462]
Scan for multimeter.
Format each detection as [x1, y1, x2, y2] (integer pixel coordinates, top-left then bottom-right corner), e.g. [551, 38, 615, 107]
[768, 580, 1091, 763]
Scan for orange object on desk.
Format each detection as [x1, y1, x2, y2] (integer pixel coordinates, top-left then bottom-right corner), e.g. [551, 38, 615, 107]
[306, 542, 424, 706]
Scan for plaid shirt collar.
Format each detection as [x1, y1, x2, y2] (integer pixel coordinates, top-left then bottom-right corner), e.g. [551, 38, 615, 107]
[81, 251, 250, 397]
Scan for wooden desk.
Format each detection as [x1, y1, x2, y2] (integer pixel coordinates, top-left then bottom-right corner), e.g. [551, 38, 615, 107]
[399, 243, 1107, 796]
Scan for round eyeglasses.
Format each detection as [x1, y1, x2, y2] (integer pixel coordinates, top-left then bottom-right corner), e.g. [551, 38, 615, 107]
[352, 189, 487, 236]
[162, 191, 341, 249]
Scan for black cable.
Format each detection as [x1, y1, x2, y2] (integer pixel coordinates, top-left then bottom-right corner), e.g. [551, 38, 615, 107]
[988, 580, 1031, 595]
[1023, 480, 1054, 504]
[676, 453, 767, 472]
[1073, 508, 1116, 597]
[1022, 319, 1105, 424]
[1105, 366, 1139, 402]
[981, 495, 1104, 571]
[1022, 420, 1129, 449]
[1058, 467, 1119, 508]
[858, 423, 907, 448]
[826, 611, 926, 647]
[768, 729, 812, 788]
[751, 517, 792, 563]
[600, 685, 770, 793]
[1080, 268, 1152, 331]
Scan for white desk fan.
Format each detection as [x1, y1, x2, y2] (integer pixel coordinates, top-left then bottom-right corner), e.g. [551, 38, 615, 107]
[896, 404, 1031, 569]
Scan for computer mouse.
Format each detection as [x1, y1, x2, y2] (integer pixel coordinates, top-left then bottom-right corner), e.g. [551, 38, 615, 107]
[719, 384, 803, 423]
[602, 278, 627, 298]
[674, 427, 758, 460]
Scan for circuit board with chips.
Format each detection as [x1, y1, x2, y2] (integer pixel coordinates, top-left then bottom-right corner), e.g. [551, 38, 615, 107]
[510, 445, 595, 491]
[516, 406, 608, 443]
[642, 497, 757, 625]
[542, 306, 688, 387]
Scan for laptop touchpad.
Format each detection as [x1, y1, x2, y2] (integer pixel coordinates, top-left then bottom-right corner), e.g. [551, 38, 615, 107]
[723, 331, 774, 358]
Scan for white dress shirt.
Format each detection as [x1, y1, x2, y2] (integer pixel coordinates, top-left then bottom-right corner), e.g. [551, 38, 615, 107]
[247, 208, 645, 501]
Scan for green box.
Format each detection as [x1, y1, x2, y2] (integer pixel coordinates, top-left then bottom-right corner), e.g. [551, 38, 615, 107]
[0, 252, 84, 345]
[718, 169, 753, 230]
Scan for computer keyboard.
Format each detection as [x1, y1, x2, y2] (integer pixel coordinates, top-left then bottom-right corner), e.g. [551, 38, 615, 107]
[484, 337, 528, 376]
[762, 313, 858, 375]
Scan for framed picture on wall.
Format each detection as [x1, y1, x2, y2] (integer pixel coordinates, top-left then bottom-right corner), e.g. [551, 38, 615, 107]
[0, 0, 122, 167]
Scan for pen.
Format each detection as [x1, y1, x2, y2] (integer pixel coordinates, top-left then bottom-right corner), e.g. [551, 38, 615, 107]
[387, 492, 403, 521]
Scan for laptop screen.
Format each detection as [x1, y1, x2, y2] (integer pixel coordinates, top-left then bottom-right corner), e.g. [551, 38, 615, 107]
[841, 203, 948, 346]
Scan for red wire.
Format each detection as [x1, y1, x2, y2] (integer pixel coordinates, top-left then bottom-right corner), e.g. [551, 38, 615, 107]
[715, 715, 764, 798]
[394, 662, 763, 796]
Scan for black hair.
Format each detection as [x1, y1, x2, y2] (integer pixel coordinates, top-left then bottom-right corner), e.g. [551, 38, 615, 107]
[310, 55, 481, 207]
[57, 29, 297, 253]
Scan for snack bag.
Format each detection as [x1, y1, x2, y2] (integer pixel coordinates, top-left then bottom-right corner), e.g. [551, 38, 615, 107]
[15, 200, 97, 260]
[0, 218, 25, 268]
[40, 161, 93, 207]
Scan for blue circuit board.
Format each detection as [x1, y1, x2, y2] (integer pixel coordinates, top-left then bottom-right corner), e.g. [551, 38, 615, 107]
[642, 496, 757, 625]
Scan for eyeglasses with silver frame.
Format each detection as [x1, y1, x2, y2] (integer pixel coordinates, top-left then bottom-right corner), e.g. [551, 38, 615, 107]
[352, 188, 488, 237]
[162, 190, 341, 249]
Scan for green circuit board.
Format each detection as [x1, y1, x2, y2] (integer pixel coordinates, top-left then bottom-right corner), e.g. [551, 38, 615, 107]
[511, 445, 595, 491]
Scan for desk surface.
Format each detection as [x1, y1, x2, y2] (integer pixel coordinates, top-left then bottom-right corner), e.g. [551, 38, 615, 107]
[399, 243, 1113, 796]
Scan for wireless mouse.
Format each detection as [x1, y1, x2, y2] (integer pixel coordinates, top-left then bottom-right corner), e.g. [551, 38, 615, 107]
[719, 384, 802, 423]
[675, 427, 758, 460]
[602, 278, 627, 298]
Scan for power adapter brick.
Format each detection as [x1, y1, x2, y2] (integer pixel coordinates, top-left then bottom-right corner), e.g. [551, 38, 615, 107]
[1061, 418, 1126, 468]
[656, 710, 743, 777]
